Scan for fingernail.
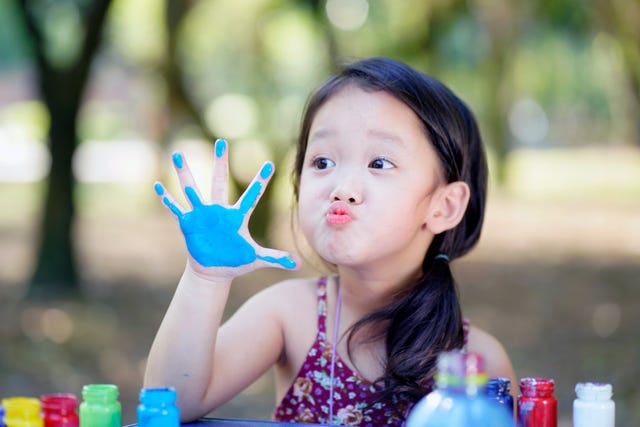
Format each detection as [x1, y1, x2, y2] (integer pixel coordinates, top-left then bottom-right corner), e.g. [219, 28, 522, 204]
[172, 152, 183, 169]
[283, 256, 297, 269]
[215, 139, 226, 158]
[260, 163, 273, 179]
[154, 183, 164, 196]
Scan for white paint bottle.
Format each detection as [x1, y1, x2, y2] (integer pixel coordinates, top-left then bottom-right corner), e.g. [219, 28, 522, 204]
[573, 382, 615, 427]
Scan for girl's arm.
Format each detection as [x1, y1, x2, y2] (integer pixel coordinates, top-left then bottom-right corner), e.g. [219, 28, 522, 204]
[143, 139, 298, 421]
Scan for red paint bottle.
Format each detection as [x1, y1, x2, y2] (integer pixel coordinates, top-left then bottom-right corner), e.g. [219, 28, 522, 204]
[518, 378, 557, 427]
[41, 394, 79, 427]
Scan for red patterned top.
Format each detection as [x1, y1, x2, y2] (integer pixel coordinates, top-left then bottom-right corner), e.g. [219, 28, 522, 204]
[272, 277, 470, 426]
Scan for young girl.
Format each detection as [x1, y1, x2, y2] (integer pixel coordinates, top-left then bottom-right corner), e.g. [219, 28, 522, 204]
[145, 57, 516, 426]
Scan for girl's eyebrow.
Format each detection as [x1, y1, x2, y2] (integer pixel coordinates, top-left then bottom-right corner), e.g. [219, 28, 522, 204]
[308, 128, 336, 144]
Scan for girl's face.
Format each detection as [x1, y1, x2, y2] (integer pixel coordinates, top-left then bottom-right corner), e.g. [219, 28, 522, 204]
[298, 85, 445, 275]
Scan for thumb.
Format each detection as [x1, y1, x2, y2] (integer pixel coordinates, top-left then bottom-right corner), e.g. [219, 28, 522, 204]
[255, 248, 300, 270]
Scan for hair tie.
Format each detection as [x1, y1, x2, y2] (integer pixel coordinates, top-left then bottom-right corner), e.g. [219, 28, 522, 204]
[434, 253, 450, 263]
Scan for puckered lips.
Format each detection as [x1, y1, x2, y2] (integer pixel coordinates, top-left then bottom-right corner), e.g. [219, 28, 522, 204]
[326, 200, 353, 225]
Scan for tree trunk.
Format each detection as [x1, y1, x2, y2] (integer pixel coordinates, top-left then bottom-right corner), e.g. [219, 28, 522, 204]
[19, 0, 113, 299]
[29, 96, 79, 297]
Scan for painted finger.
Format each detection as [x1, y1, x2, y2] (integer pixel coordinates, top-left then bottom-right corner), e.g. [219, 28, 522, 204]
[171, 151, 204, 209]
[237, 161, 274, 217]
[255, 247, 299, 270]
[153, 181, 184, 218]
[210, 139, 229, 205]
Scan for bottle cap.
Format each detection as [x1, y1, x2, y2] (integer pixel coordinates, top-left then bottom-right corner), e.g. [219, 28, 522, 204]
[82, 384, 119, 401]
[575, 382, 612, 401]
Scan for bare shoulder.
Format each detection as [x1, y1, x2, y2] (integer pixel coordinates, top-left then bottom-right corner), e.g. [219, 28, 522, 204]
[244, 276, 320, 323]
[467, 325, 517, 385]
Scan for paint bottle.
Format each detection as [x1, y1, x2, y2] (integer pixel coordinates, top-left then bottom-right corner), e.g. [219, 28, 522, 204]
[78, 385, 120, 427]
[485, 377, 514, 418]
[1, 397, 43, 427]
[1, 403, 5, 427]
[137, 388, 179, 427]
[40, 394, 78, 427]
[518, 378, 557, 427]
[573, 382, 615, 427]
[406, 351, 514, 427]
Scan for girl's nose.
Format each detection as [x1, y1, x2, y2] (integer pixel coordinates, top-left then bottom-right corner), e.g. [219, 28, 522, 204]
[330, 184, 362, 204]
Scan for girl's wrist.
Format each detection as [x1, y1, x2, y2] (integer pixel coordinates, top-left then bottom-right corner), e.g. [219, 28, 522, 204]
[182, 261, 234, 288]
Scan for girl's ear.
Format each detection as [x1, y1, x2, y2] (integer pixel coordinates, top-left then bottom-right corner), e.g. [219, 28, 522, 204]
[425, 181, 470, 234]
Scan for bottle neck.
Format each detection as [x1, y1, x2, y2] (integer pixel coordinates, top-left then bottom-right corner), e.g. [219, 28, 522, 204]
[485, 377, 511, 398]
[520, 378, 555, 398]
[437, 373, 488, 395]
[139, 388, 177, 406]
[82, 385, 119, 404]
[41, 394, 78, 416]
[2, 398, 41, 418]
[575, 382, 612, 401]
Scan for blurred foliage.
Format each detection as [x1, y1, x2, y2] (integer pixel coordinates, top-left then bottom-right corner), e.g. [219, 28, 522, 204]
[0, 0, 638, 296]
[0, 0, 640, 290]
[0, 0, 637, 296]
[1, 0, 637, 153]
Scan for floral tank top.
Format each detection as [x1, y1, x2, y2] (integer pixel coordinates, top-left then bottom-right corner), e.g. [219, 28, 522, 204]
[272, 277, 470, 426]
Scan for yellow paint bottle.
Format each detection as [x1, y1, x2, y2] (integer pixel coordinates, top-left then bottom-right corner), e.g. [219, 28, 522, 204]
[1, 397, 43, 427]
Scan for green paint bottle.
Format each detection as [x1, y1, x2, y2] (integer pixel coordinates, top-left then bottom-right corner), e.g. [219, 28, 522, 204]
[79, 385, 120, 427]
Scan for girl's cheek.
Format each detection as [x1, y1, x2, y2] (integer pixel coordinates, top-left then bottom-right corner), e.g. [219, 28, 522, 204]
[299, 179, 327, 200]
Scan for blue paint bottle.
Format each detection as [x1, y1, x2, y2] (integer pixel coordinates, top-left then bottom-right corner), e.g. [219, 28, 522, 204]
[137, 388, 179, 427]
[485, 377, 514, 418]
[406, 351, 514, 427]
[0, 404, 5, 427]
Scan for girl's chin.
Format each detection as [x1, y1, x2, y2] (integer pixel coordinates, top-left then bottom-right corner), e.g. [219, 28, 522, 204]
[316, 249, 363, 268]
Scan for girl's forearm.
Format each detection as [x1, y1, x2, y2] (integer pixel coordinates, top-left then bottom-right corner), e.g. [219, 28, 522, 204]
[143, 264, 232, 420]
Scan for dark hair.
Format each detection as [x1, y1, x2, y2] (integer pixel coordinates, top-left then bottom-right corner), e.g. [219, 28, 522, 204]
[292, 57, 488, 406]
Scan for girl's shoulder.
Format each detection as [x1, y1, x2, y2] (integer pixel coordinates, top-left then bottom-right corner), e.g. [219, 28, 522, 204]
[466, 324, 517, 386]
[246, 276, 324, 318]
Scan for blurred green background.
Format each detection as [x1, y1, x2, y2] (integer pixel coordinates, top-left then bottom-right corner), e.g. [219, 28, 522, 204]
[0, 0, 639, 425]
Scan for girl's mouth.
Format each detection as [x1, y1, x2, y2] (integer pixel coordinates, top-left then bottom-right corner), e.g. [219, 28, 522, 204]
[326, 201, 352, 225]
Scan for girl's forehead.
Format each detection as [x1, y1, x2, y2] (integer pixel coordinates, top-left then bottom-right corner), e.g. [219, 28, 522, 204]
[309, 87, 422, 137]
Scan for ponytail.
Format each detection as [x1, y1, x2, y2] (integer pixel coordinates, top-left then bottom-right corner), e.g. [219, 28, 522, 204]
[346, 254, 464, 404]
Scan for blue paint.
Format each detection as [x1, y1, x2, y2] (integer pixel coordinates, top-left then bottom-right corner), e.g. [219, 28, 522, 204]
[239, 181, 262, 214]
[158, 162, 295, 269]
[184, 186, 203, 208]
[137, 388, 179, 427]
[258, 255, 297, 269]
[162, 197, 182, 217]
[215, 139, 226, 158]
[180, 202, 256, 267]
[260, 163, 273, 179]
[172, 152, 183, 169]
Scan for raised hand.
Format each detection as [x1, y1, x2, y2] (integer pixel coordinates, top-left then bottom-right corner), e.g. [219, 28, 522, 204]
[154, 139, 298, 279]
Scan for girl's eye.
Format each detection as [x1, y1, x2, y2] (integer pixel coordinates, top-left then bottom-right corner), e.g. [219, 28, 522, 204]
[312, 157, 335, 170]
[369, 158, 394, 169]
